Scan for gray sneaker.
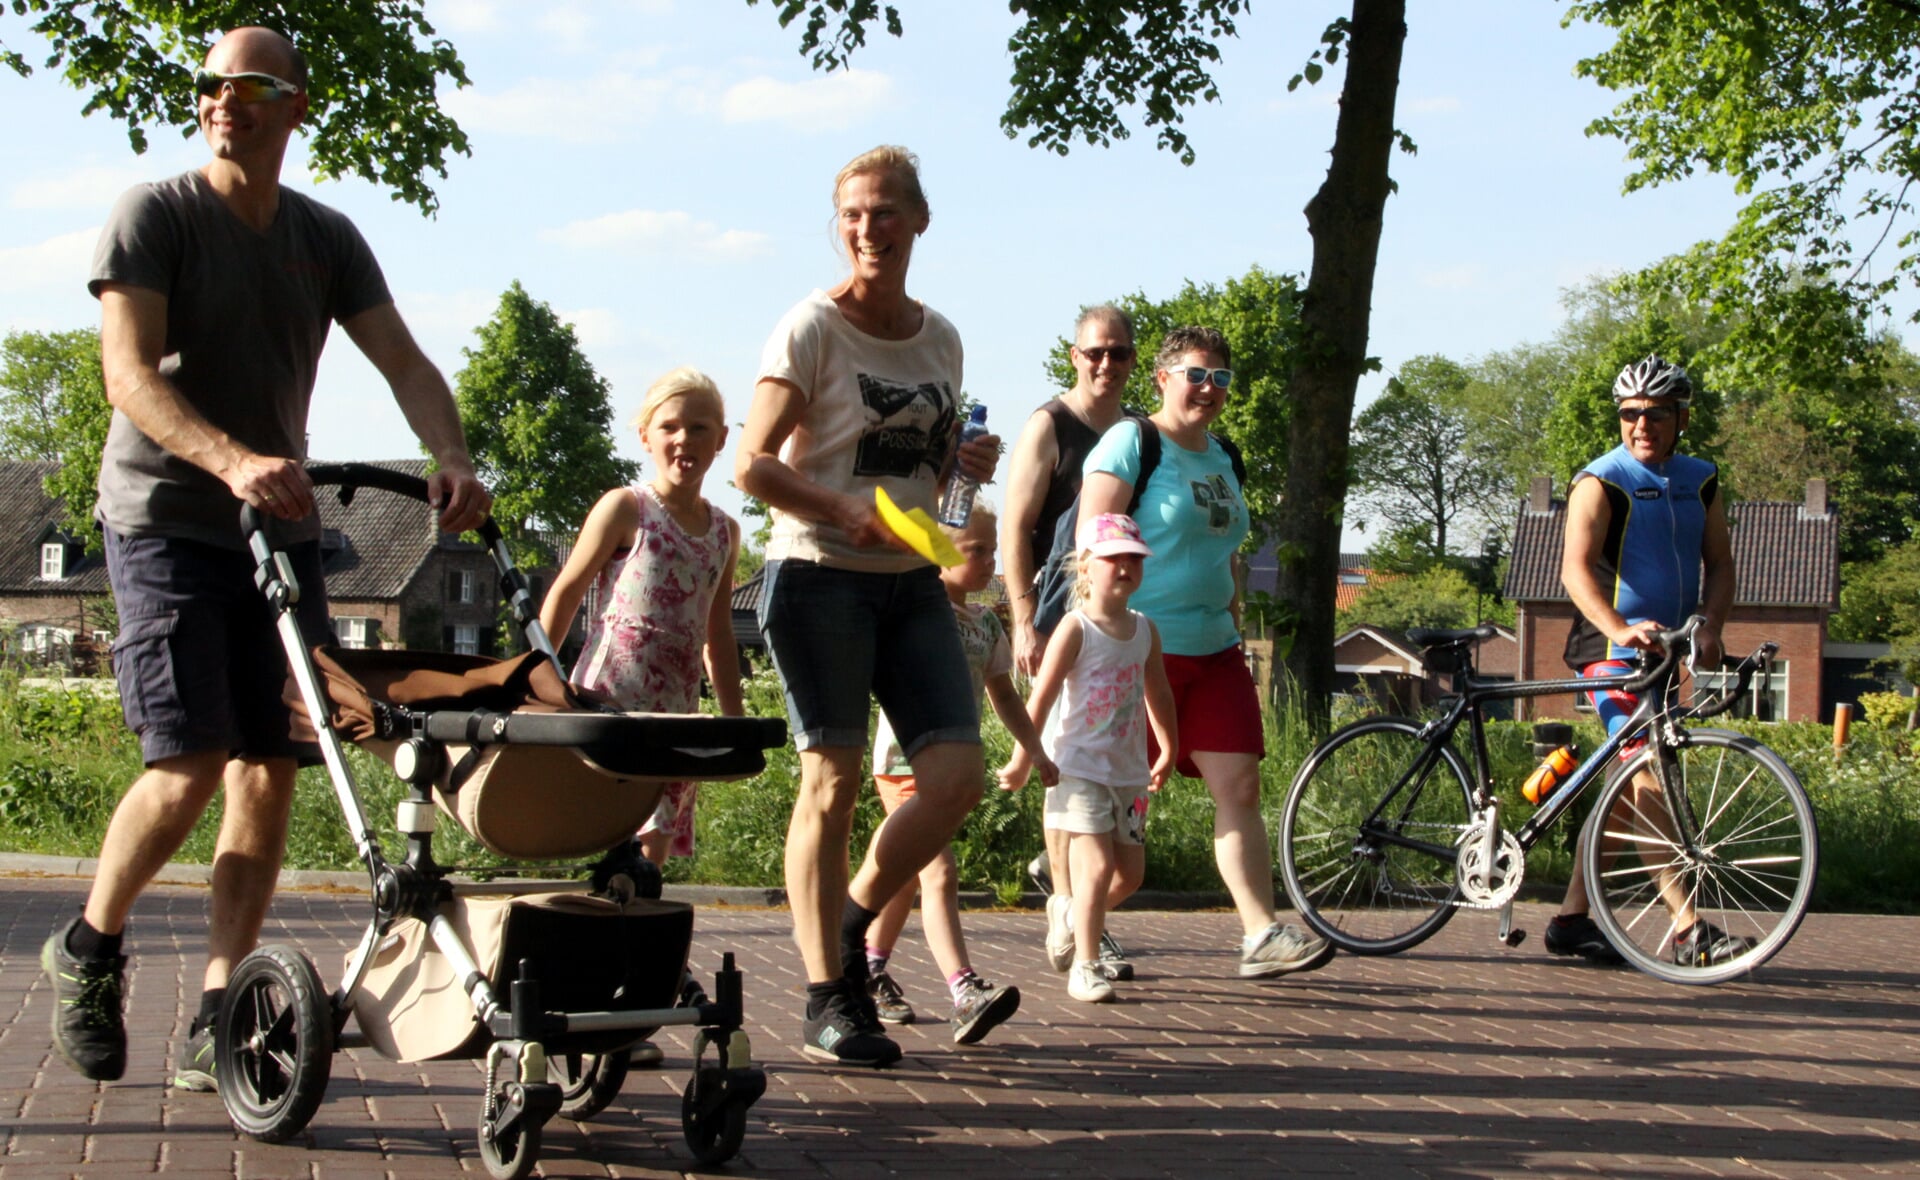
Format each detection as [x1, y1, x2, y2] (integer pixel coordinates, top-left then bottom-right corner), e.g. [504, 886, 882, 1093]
[950, 977, 1020, 1045]
[1093, 940, 1134, 981]
[172, 1021, 217, 1092]
[867, 970, 915, 1025]
[1239, 922, 1335, 978]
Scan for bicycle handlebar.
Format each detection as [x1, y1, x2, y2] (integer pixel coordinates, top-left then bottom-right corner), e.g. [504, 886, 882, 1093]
[1614, 614, 1706, 695]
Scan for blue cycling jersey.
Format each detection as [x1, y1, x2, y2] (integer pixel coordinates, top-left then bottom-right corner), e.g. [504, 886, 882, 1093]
[1562, 443, 1720, 669]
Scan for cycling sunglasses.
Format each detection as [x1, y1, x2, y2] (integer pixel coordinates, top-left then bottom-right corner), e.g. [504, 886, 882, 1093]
[193, 69, 302, 103]
[1077, 345, 1136, 364]
[1165, 365, 1234, 390]
[1618, 405, 1678, 425]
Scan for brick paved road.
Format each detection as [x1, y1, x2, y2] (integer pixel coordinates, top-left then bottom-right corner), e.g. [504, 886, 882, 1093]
[3, 877, 1916, 1178]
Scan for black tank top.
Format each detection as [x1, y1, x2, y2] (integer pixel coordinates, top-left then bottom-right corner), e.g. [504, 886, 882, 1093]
[1026, 398, 1102, 571]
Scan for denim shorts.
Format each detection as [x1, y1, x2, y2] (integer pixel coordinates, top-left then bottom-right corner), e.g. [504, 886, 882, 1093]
[105, 529, 332, 765]
[758, 559, 980, 754]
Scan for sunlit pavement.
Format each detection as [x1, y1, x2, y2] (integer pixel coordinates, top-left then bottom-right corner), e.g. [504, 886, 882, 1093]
[3, 876, 1915, 1178]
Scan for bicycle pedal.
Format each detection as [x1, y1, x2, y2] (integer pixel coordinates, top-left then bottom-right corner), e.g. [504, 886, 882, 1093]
[1500, 928, 1527, 948]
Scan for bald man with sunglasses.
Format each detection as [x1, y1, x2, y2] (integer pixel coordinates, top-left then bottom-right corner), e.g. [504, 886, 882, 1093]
[42, 26, 489, 1092]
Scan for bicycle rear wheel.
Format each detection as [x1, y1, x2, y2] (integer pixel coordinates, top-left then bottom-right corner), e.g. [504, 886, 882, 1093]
[1279, 717, 1475, 954]
[1583, 728, 1817, 985]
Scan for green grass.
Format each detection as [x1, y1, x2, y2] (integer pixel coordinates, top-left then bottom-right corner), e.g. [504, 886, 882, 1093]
[2, 665, 1914, 913]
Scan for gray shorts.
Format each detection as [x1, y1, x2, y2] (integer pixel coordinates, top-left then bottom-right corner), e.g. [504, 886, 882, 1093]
[1044, 775, 1150, 845]
[105, 529, 331, 765]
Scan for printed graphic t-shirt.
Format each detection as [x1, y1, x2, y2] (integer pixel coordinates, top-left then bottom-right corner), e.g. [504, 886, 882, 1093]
[757, 289, 964, 573]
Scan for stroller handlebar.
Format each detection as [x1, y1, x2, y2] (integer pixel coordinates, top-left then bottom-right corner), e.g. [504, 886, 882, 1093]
[239, 462, 504, 547]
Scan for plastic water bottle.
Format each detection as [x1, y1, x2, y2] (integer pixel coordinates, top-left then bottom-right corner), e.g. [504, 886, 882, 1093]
[938, 405, 989, 528]
[1522, 746, 1578, 805]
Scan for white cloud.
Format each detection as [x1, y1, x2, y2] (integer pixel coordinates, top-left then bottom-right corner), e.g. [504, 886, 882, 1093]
[1408, 96, 1463, 116]
[1419, 265, 1482, 291]
[11, 166, 145, 211]
[0, 228, 99, 294]
[539, 209, 773, 262]
[441, 72, 677, 142]
[560, 306, 621, 351]
[433, 0, 503, 34]
[719, 68, 893, 131]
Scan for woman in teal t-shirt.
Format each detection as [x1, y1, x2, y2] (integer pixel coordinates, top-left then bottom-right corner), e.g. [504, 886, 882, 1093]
[1077, 325, 1335, 981]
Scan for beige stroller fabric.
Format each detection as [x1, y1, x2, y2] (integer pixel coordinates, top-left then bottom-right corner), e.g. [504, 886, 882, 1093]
[292, 647, 667, 858]
[350, 890, 692, 1062]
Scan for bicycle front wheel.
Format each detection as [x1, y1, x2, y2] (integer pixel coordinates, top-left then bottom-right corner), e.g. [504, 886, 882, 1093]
[1280, 716, 1475, 955]
[1583, 728, 1817, 985]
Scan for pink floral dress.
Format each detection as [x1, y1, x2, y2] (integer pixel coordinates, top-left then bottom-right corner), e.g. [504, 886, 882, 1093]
[571, 485, 734, 857]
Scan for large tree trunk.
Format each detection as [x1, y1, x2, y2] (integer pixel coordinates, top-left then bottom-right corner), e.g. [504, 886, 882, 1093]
[1275, 0, 1407, 726]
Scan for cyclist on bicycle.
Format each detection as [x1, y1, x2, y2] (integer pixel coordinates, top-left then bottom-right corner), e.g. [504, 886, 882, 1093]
[1550, 353, 1747, 966]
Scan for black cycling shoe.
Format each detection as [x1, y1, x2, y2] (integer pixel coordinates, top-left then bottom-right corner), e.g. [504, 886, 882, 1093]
[1544, 913, 1625, 966]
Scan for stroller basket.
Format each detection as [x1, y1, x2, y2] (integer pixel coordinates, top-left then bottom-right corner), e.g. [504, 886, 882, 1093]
[221, 463, 786, 1173]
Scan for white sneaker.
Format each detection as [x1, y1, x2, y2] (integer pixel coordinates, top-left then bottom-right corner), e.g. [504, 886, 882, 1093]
[1239, 921, 1335, 979]
[1045, 893, 1075, 973]
[1067, 961, 1114, 1003]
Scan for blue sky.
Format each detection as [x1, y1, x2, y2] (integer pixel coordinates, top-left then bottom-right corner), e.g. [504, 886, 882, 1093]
[0, 1, 1768, 540]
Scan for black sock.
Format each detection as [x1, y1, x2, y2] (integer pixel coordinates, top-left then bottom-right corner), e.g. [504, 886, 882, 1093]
[66, 916, 120, 961]
[196, 988, 226, 1032]
[805, 980, 842, 1020]
[839, 899, 880, 984]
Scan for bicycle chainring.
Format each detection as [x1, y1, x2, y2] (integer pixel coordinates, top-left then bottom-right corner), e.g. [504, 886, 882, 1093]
[1455, 822, 1525, 909]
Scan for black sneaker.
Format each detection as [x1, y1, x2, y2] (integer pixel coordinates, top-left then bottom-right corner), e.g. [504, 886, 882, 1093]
[800, 986, 902, 1067]
[41, 920, 127, 1081]
[1673, 920, 1755, 967]
[172, 1020, 217, 1092]
[1026, 852, 1053, 895]
[1544, 913, 1625, 966]
[867, 970, 915, 1024]
[950, 978, 1020, 1046]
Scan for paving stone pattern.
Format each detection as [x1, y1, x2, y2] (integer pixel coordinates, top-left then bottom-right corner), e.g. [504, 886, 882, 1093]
[3, 877, 1916, 1178]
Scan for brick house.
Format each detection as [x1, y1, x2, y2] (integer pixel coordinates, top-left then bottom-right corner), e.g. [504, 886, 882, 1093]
[1332, 623, 1519, 716]
[0, 458, 500, 667]
[1502, 476, 1837, 723]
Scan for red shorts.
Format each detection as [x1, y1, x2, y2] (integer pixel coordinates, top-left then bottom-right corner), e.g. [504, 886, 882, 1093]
[1148, 644, 1265, 779]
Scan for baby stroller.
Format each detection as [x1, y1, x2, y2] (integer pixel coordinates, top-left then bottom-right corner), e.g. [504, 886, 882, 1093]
[217, 464, 787, 1177]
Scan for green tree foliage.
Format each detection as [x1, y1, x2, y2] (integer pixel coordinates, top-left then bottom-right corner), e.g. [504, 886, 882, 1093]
[1831, 537, 1920, 682]
[1042, 266, 1304, 541]
[1334, 563, 1509, 634]
[0, 329, 109, 547]
[1567, 1, 1920, 339]
[1349, 355, 1505, 562]
[1, 2, 471, 215]
[454, 282, 638, 561]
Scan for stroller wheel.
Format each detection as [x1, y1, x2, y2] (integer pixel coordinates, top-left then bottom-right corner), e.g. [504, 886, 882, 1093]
[219, 946, 334, 1143]
[477, 1116, 541, 1180]
[681, 1066, 750, 1166]
[551, 1049, 630, 1121]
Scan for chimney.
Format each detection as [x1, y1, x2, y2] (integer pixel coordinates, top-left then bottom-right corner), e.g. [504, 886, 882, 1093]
[1527, 475, 1553, 515]
[1802, 478, 1829, 520]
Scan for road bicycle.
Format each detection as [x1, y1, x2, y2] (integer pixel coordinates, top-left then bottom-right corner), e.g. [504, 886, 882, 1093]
[1278, 616, 1817, 985]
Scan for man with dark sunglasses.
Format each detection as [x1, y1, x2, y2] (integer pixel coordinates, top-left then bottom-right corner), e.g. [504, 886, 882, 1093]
[1001, 303, 1140, 979]
[43, 25, 490, 1093]
[1549, 353, 1742, 966]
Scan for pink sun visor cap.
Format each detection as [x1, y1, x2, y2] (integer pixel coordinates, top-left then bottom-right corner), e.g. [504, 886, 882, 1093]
[1079, 512, 1154, 558]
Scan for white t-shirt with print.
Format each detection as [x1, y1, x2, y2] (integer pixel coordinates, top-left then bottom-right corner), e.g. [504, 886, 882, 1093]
[757, 289, 965, 572]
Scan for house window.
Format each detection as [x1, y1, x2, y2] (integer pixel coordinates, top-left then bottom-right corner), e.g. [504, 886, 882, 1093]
[448, 568, 475, 604]
[1339, 572, 1367, 585]
[17, 624, 73, 658]
[91, 629, 113, 648]
[335, 617, 377, 649]
[452, 624, 481, 655]
[41, 543, 66, 580]
[1693, 660, 1788, 722]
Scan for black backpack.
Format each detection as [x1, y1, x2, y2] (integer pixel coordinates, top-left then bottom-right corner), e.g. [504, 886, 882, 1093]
[1031, 416, 1246, 635]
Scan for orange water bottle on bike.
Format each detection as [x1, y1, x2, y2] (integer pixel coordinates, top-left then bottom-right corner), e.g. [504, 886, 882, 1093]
[1523, 722, 1578, 805]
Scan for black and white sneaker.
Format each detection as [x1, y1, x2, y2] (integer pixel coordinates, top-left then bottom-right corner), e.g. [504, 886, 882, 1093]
[1673, 920, 1755, 967]
[868, 970, 915, 1024]
[1027, 852, 1053, 896]
[41, 919, 127, 1082]
[800, 986, 902, 1068]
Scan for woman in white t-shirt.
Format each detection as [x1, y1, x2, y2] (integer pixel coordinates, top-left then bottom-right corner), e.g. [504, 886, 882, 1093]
[735, 145, 1001, 1069]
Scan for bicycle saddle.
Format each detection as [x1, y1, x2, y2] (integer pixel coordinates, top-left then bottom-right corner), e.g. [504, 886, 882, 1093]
[1405, 624, 1498, 651]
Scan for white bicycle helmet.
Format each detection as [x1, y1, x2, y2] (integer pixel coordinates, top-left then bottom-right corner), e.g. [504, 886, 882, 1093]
[1613, 354, 1693, 405]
